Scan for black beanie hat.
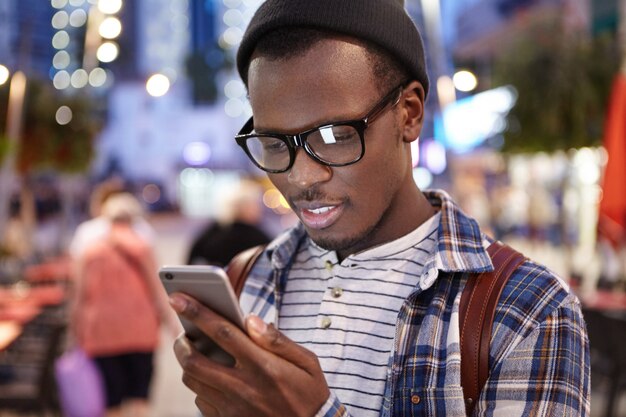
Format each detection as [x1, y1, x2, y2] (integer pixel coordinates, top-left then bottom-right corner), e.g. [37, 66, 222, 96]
[236, 0, 430, 97]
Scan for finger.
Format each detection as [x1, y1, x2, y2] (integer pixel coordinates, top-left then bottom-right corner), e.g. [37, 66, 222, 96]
[195, 397, 220, 417]
[169, 293, 254, 362]
[183, 361, 261, 417]
[172, 331, 241, 391]
[245, 314, 320, 373]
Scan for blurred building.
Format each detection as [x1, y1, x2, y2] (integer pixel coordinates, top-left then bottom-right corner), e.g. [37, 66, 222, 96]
[453, 0, 590, 62]
[0, 0, 55, 77]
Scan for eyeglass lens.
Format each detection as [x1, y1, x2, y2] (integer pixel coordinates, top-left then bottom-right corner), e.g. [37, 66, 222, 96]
[245, 124, 362, 171]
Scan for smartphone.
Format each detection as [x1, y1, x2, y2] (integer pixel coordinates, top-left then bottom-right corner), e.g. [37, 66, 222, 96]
[159, 265, 245, 366]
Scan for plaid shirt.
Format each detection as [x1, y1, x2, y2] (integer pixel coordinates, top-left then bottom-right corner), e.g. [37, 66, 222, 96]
[239, 189, 590, 417]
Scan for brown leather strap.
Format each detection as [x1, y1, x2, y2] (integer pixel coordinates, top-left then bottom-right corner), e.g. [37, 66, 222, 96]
[459, 241, 526, 415]
[225, 245, 267, 297]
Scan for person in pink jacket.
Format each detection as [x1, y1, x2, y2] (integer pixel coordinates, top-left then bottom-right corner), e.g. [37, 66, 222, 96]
[71, 192, 179, 417]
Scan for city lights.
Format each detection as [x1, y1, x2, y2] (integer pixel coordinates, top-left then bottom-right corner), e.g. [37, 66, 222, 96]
[436, 75, 456, 109]
[0, 65, 9, 86]
[183, 142, 212, 166]
[52, 31, 70, 49]
[453, 70, 478, 92]
[69, 8, 88, 27]
[55, 106, 73, 125]
[53, 70, 71, 90]
[70, 69, 89, 88]
[53, 51, 71, 69]
[142, 184, 161, 205]
[51, 11, 69, 29]
[51, 0, 69, 9]
[145, 73, 170, 97]
[224, 79, 246, 99]
[97, 0, 123, 14]
[88, 68, 107, 87]
[50, 0, 122, 89]
[98, 16, 122, 39]
[96, 41, 119, 63]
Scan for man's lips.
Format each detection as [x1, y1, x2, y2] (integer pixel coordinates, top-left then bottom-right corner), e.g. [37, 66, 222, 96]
[294, 202, 344, 230]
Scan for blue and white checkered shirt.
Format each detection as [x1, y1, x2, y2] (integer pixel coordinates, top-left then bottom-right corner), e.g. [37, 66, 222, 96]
[239, 189, 590, 417]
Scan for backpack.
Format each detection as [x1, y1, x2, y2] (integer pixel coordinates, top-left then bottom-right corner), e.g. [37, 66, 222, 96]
[226, 240, 525, 416]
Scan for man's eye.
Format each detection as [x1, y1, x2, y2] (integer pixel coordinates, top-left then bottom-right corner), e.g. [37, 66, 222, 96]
[318, 126, 358, 144]
[263, 140, 288, 153]
[333, 131, 358, 142]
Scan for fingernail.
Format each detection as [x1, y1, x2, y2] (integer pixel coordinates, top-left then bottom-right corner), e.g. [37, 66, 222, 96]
[168, 295, 187, 313]
[247, 314, 268, 336]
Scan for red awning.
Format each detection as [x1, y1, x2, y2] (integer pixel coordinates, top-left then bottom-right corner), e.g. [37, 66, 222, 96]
[598, 73, 626, 245]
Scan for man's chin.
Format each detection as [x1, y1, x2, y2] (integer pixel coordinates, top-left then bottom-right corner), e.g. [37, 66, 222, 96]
[308, 232, 362, 255]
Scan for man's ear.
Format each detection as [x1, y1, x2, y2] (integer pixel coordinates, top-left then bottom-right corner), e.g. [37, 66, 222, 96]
[400, 81, 425, 143]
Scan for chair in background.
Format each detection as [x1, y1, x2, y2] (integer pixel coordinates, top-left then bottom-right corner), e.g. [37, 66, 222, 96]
[0, 322, 67, 416]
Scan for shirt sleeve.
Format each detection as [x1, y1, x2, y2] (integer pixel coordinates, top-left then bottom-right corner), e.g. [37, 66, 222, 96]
[316, 392, 350, 417]
[479, 296, 590, 417]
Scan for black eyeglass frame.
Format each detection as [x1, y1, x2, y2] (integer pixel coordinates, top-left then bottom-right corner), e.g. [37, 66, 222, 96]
[235, 81, 409, 173]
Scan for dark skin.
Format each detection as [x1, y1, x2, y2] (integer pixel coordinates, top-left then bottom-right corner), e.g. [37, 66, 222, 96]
[171, 36, 434, 416]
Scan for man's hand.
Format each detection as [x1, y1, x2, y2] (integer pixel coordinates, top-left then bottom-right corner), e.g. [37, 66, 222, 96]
[169, 293, 331, 417]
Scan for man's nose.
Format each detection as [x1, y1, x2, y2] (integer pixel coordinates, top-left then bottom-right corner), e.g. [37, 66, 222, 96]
[287, 148, 332, 189]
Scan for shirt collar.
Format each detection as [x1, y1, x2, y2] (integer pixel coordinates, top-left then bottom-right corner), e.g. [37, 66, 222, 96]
[268, 189, 493, 274]
[424, 189, 492, 273]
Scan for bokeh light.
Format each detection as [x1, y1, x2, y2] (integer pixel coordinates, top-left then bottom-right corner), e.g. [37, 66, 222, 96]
[223, 9, 243, 26]
[51, 0, 69, 9]
[0, 65, 9, 85]
[99, 17, 122, 39]
[51, 11, 69, 30]
[69, 8, 88, 27]
[224, 98, 244, 117]
[98, 0, 123, 14]
[88, 68, 107, 87]
[52, 31, 70, 49]
[97, 42, 119, 63]
[183, 142, 212, 166]
[53, 51, 71, 69]
[142, 184, 161, 204]
[224, 80, 245, 99]
[180, 168, 214, 188]
[220, 27, 243, 49]
[71, 69, 89, 88]
[453, 70, 478, 92]
[413, 167, 433, 189]
[146, 73, 170, 97]
[223, 0, 242, 8]
[53, 71, 71, 89]
[55, 106, 73, 125]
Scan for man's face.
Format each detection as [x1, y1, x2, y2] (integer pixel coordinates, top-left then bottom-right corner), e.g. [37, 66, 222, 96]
[247, 38, 420, 258]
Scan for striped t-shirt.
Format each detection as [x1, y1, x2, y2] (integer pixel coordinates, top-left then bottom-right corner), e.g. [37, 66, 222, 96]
[278, 212, 441, 417]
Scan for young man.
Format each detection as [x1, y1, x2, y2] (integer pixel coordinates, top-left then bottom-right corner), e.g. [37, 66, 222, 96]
[168, 0, 590, 415]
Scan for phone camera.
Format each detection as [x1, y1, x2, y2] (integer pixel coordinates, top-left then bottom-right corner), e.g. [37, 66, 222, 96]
[164, 272, 174, 280]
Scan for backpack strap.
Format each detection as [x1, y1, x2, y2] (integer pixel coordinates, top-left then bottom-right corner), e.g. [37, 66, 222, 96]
[459, 241, 526, 415]
[225, 244, 267, 297]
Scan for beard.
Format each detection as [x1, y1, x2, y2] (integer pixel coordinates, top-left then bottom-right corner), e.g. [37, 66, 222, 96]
[306, 209, 385, 259]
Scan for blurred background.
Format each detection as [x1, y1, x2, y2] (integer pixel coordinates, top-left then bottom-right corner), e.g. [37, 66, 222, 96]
[0, 0, 625, 416]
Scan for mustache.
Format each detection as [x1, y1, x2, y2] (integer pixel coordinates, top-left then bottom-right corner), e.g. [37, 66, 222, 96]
[290, 188, 327, 203]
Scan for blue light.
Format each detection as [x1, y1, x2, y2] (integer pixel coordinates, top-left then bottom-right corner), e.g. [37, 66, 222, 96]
[183, 141, 212, 165]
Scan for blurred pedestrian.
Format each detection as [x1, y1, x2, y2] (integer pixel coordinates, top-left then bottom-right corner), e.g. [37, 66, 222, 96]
[68, 179, 155, 260]
[187, 180, 271, 267]
[70, 193, 179, 417]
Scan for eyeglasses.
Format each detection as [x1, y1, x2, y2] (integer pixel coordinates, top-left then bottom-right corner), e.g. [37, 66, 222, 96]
[235, 81, 408, 173]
